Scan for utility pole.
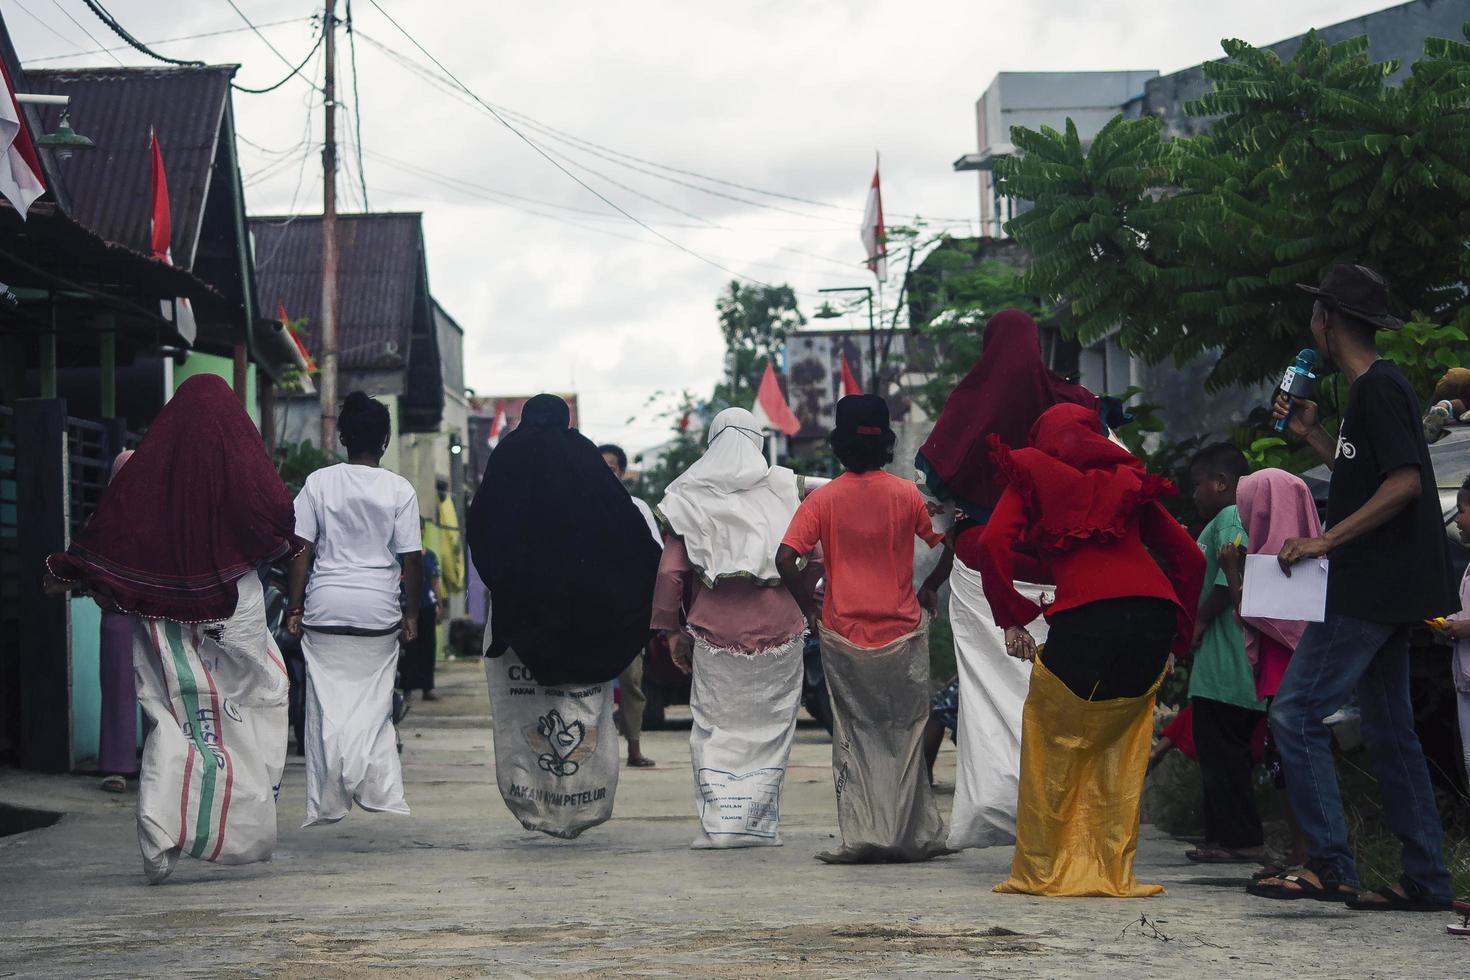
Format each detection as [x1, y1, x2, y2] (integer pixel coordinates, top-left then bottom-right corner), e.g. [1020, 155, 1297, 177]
[318, 1, 340, 452]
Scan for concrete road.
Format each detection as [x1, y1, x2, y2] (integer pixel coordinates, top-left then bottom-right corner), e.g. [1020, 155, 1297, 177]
[1, 659, 1462, 978]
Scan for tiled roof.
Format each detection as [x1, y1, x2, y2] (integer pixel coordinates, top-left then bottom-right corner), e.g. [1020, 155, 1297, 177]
[250, 212, 426, 371]
[21, 66, 235, 266]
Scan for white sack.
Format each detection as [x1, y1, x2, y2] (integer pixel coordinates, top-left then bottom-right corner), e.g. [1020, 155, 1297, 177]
[301, 628, 408, 826]
[688, 636, 803, 848]
[133, 573, 288, 883]
[946, 559, 1050, 849]
[485, 647, 619, 839]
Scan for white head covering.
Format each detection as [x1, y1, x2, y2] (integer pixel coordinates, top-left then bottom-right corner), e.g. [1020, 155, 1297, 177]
[656, 407, 801, 586]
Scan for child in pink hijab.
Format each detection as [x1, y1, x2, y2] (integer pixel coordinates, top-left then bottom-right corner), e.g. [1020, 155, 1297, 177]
[1219, 467, 1321, 876]
[1221, 468, 1323, 699]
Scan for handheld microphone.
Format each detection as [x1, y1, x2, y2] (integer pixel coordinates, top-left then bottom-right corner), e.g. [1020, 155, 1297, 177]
[1274, 349, 1318, 433]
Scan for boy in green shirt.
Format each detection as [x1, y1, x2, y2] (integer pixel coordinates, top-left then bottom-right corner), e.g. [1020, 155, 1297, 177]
[1185, 443, 1267, 863]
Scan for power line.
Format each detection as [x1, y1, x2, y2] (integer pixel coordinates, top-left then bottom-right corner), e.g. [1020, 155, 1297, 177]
[47, 0, 125, 66]
[21, 17, 312, 64]
[359, 0, 777, 290]
[344, 0, 369, 210]
[220, 0, 301, 71]
[78, 0, 204, 66]
[351, 27, 972, 226]
[231, 28, 324, 94]
[14, 0, 87, 55]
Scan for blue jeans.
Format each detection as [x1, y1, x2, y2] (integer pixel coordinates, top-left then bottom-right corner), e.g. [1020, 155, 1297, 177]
[1269, 613, 1451, 898]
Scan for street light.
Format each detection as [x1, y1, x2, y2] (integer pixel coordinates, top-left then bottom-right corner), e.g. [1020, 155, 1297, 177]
[16, 94, 96, 162]
[817, 286, 877, 387]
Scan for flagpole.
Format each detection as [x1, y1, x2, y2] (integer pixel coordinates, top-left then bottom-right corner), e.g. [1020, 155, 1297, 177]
[319, 0, 341, 452]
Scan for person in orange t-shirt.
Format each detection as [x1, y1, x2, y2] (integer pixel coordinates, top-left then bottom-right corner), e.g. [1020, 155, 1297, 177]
[777, 397, 951, 646]
[776, 394, 955, 863]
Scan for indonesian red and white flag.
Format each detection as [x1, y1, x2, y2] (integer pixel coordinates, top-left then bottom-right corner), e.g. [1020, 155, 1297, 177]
[0, 60, 45, 219]
[840, 351, 863, 396]
[277, 302, 316, 392]
[751, 360, 801, 437]
[860, 160, 886, 282]
[150, 128, 197, 344]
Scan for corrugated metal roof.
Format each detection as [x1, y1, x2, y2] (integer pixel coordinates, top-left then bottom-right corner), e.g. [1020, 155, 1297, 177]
[21, 66, 234, 267]
[250, 213, 426, 371]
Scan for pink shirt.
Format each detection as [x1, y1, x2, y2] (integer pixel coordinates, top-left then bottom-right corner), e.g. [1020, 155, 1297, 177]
[650, 537, 807, 653]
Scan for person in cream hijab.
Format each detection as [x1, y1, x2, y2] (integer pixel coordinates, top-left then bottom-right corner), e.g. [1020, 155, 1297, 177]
[652, 407, 822, 848]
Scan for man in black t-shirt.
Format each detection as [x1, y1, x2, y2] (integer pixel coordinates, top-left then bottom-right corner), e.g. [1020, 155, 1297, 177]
[1248, 264, 1453, 911]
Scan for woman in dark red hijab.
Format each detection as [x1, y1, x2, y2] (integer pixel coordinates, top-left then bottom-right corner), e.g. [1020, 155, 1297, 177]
[46, 374, 299, 619]
[972, 403, 1204, 898]
[916, 309, 1096, 518]
[917, 310, 1099, 851]
[43, 374, 299, 883]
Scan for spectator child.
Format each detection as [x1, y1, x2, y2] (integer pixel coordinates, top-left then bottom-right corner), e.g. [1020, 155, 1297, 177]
[1183, 443, 1268, 864]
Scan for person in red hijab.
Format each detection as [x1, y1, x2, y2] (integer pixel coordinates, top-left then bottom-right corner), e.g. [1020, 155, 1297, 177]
[44, 374, 299, 883]
[914, 310, 1100, 851]
[970, 403, 1204, 897]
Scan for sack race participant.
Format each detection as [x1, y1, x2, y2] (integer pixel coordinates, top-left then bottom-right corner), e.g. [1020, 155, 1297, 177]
[972, 404, 1203, 897]
[777, 395, 955, 863]
[287, 392, 420, 827]
[467, 394, 661, 838]
[44, 375, 299, 883]
[914, 310, 1097, 850]
[654, 407, 816, 848]
[946, 563, 1049, 847]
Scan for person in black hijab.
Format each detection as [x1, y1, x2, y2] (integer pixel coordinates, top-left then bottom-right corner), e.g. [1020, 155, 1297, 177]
[467, 394, 661, 686]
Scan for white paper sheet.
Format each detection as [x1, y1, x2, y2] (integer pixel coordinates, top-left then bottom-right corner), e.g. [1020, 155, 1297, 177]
[1240, 554, 1328, 622]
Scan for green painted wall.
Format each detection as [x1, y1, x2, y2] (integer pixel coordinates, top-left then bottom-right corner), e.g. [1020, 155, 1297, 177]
[173, 353, 259, 425]
[69, 595, 101, 770]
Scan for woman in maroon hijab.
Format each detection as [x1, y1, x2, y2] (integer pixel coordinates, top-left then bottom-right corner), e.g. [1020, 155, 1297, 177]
[44, 375, 300, 883]
[913, 310, 1099, 852]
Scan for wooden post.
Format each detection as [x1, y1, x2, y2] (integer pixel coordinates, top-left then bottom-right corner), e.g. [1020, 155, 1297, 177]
[15, 398, 71, 773]
[40, 305, 57, 399]
[233, 338, 248, 405]
[319, 0, 340, 451]
[99, 325, 116, 418]
[260, 378, 277, 454]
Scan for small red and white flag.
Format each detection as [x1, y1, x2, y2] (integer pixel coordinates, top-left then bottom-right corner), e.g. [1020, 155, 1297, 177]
[0, 60, 45, 219]
[839, 351, 863, 397]
[487, 403, 508, 447]
[150, 128, 197, 344]
[277, 302, 316, 393]
[860, 158, 886, 282]
[750, 360, 802, 437]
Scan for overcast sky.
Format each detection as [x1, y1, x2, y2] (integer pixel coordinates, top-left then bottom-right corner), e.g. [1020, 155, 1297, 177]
[8, 0, 1394, 452]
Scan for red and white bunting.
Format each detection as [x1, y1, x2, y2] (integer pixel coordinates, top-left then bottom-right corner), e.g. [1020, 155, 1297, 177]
[0, 60, 45, 219]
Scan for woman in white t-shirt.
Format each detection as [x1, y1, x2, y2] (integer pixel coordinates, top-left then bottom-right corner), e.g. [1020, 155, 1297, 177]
[287, 392, 423, 826]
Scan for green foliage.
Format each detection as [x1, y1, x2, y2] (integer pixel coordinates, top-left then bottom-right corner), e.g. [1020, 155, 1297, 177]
[714, 281, 805, 406]
[633, 390, 708, 500]
[995, 27, 1470, 393]
[1109, 386, 1204, 524]
[1379, 313, 1470, 403]
[906, 243, 1045, 417]
[275, 439, 335, 496]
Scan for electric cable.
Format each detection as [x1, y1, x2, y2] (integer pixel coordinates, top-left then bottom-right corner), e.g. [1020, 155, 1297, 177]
[14, 0, 88, 55]
[360, 0, 778, 289]
[21, 17, 311, 64]
[344, 0, 370, 210]
[79, 0, 204, 66]
[231, 28, 323, 94]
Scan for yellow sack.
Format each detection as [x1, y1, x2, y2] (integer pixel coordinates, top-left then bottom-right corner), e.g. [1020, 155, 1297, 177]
[995, 659, 1164, 898]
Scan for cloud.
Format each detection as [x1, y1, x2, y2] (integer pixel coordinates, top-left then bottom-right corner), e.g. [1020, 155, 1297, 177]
[11, 0, 1392, 454]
